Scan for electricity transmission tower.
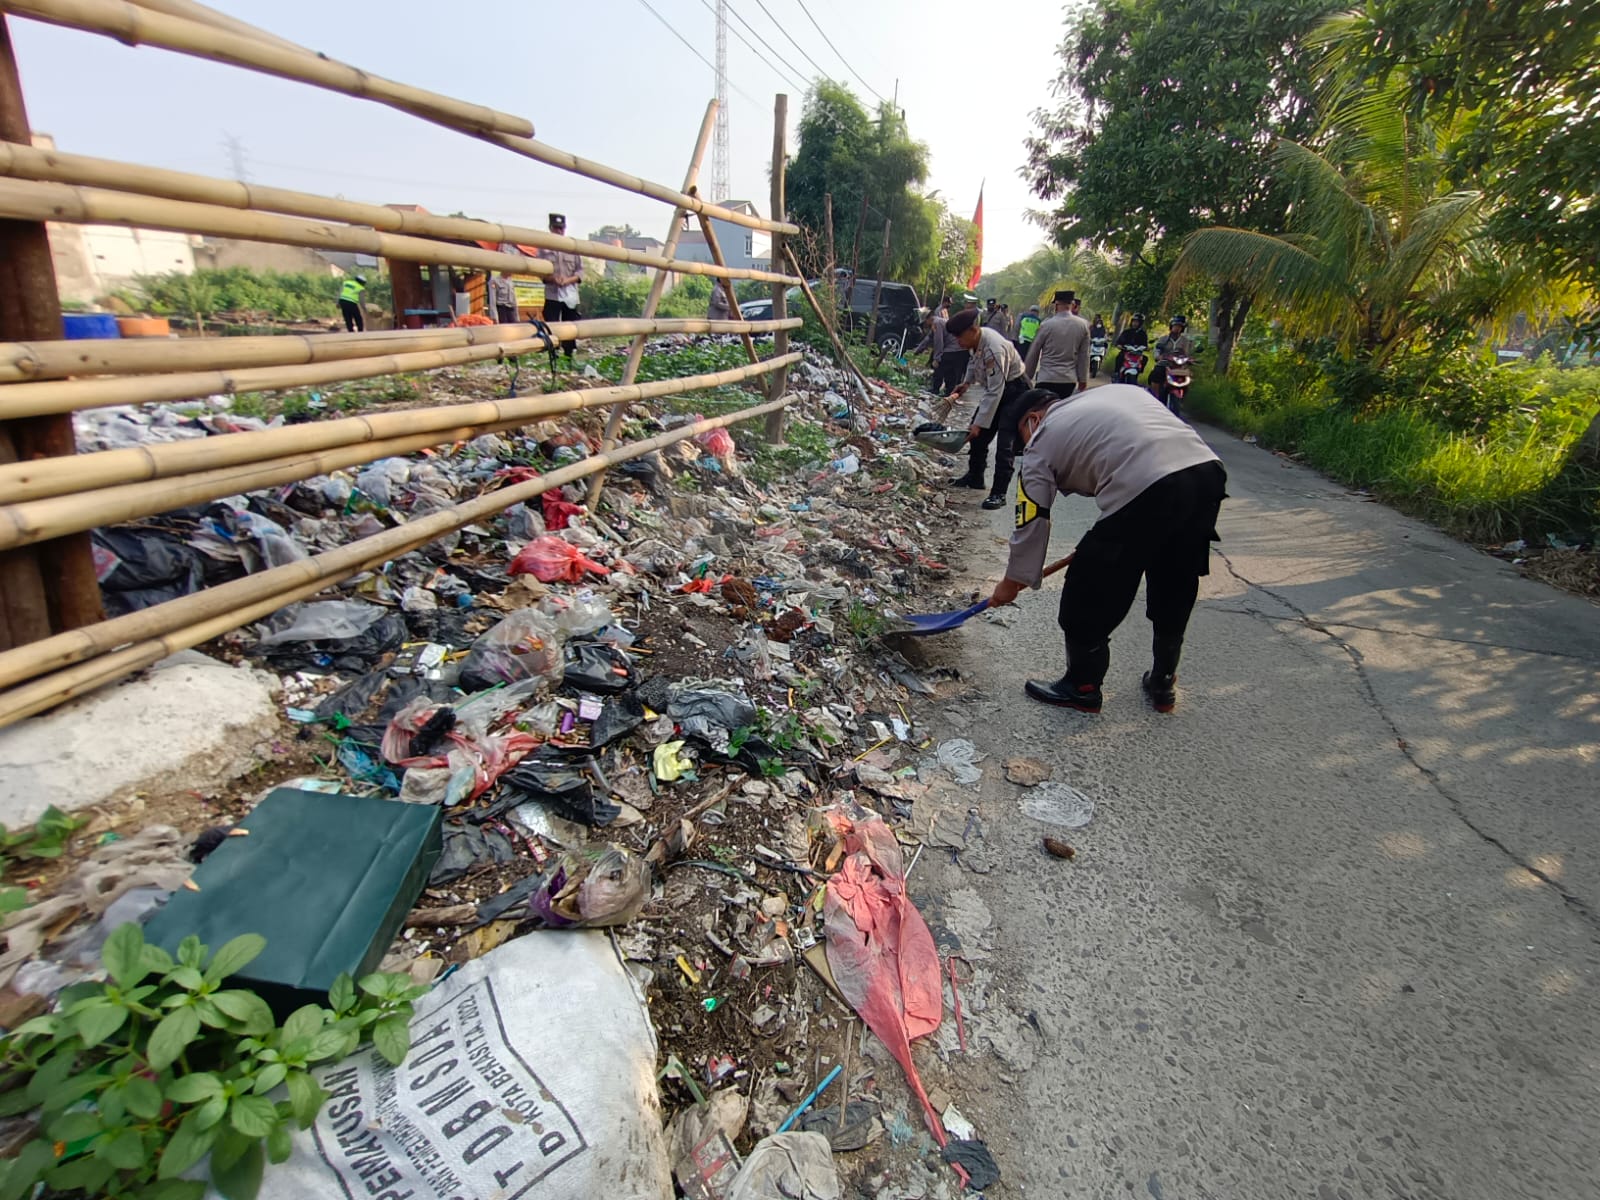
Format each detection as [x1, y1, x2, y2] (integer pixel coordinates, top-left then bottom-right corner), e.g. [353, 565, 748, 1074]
[221, 131, 250, 183]
[711, 0, 730, 202]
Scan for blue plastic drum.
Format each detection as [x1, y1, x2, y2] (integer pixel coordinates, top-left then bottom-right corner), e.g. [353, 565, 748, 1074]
[62, 313, 122, 339]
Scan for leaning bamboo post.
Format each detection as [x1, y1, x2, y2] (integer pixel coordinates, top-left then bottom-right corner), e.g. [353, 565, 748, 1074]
[696, 213, 760, 366]
[0, 395, 795, 722]
[0, 353, 801, 546]
[0, 316, 798, 390]
[766, 93, 789, 442]
[0, 144, 805, 287]
[0, 317, 800, 419]
[823, 193, 835, 283]
[586, 98, 718, 509]
[868, 218, 892, 346]
[0, 14, 98, 649]
[784, 245, 871, 407]
[0, 0, 798, 237]
[0, 178, 555, 278]
[1, 352, 802, 503]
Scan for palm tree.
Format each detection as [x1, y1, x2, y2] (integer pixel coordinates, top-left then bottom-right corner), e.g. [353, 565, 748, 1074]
[1167, 84, 1491, 362]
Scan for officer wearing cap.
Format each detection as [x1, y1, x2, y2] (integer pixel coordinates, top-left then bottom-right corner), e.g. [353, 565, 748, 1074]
[986, 384, 1227, 714]
[943, 306, 1030, 508]
[538, 212, 583, 364]
[1023, 290, 1091, 399]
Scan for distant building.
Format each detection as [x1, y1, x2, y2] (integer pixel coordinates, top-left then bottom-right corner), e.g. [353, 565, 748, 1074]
[674, 201, 771, 272]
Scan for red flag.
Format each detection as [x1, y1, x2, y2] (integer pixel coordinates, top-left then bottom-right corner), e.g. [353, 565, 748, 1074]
[966, 186, 984, 289]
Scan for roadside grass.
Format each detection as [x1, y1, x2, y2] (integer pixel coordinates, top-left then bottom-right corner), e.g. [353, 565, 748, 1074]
[1190, 372, 1600, 543]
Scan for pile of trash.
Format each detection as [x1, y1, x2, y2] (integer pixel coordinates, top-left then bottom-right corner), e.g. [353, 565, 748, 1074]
[8, 339, 1013, 1197]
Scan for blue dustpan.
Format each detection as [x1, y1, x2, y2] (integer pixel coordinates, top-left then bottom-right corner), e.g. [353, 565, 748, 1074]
[893, 554, 1074, 636]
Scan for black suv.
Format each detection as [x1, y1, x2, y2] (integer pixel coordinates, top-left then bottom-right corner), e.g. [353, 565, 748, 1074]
[740, 276, 925, 353]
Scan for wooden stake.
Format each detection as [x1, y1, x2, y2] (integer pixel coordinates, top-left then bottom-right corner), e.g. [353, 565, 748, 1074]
[0, 393, 796, 725]
[766, 93, 789, 443]
[0, 177, 557, 278]
[0, 14, 99, 651]
[0, 316, 799, 419]
[0, 353, 801, 549]
[2, 0, 798, 237]
[849, 191, 867, 290]
[868, 218, 891, 347]
[0, 142, 802, 286]
[695, 213, 759, 366]
[586, 98, 718, 509]
[823, 192, 835, 286]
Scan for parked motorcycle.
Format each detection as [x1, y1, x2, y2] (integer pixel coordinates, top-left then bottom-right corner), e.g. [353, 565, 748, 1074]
[1090, 335, 1108, 377]
[1154, 351, 1193, 417]
[1116, 345, 1147, 386]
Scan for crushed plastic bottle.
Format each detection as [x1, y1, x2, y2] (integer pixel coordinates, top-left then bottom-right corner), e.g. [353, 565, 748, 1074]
[829, 454, 860, 475]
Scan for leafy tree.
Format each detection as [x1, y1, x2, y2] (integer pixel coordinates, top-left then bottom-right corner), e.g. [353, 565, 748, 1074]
[1314, 0, 1600, 299]
[785, 81, 948, 287]
[1025, 0, 1338, 371]
[588, 223, 643, 242]
[977, 244, 1122, 324]
[1166, 85, 1560, 362]
[924, 211, 979, 306]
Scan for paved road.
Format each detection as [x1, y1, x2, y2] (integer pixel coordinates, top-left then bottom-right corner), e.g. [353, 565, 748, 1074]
[914, 421, 1600, 1199]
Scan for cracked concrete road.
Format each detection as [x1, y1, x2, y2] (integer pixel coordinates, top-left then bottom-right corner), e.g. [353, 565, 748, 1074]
[914, 424, 1600, 1199]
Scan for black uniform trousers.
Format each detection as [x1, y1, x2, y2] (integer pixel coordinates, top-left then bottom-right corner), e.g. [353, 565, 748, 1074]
[496, 304, 518, 324]
[1059, 460, 1227, 680]
[338, 299, 363, 333]
[544, 299, 581, 358]
[932, 349, 970, 395]
[964, 376, 1032, 496]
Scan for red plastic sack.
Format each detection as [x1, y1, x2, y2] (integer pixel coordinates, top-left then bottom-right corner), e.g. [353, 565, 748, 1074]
[697, 427, 736, 461]
[821, 806, 944, 1139]
[510, 535, 611, 583]
[541, 492, 584, 532]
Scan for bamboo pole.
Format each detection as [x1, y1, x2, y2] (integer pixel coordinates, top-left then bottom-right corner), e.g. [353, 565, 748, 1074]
[0, 177, 556, 278]
[1, 0, 534, 136]
[784, 245, 872, 406]
[868, 219, 892, 346]
[0, 353, 801, 546]
[1, 352, 801, 502]
[0, 395, 795, 722]
[0, 14, 99, 649]
[696, 212, 760, 366]
[0, 0, 798, 236]
[0, 316, 800, 418]
[0, 143, 804, 287]
[0, 316, 799, 391]
[587, 99, 717, 509]
[824, 192, 835, 282]
[766, 94, 790, 442]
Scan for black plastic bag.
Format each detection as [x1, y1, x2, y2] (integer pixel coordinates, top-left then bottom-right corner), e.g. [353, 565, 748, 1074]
[429, 821, 515, 885]
[93, 527, 204, 617]
[563, 640, 635, 695]
[499, 758, 618, 827]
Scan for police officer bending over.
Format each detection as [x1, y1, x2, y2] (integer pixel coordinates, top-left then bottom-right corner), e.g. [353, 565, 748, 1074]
[986, 384, 1227, 714]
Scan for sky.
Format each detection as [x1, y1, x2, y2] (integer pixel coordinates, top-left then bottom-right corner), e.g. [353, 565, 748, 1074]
[8, 0, 1069, 276]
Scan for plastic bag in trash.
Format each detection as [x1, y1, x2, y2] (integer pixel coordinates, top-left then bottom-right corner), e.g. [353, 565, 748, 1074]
[355, 456, 410, 507]
[255, 600, 385, 646]
[936, 738, 985, 785]
[510, 535, 611, 583]
[1019, 781, 1095, 829]
[91, 527, 204, 617]
[457, 609, 565, 693]
[381, 697, 457, 764]
[727, 1132, 841, 1200]
[669, 686, 758, 731]
[563, 640, 635, 695]
[499, 757, 616, 827]
[254, 933, 671, 1200]
[531, 845, 649, 928]
[542, 590, 614, 638]
[698, 427, 736, 462]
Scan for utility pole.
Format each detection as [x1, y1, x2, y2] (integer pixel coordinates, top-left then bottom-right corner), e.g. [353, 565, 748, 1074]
[711, 0, 730, 203]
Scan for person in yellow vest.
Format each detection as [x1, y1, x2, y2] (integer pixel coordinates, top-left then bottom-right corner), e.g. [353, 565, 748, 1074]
[1016, 304, 1042, 357]
[338, 274, 367, 333]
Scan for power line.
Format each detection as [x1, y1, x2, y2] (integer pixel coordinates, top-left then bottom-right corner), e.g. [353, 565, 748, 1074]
[792, 0, 884, 103]
[749, 0, 832, 82]
[723, 0, 808, 87]
[632, 0, 761, 106]
[696, 0, 803, 92]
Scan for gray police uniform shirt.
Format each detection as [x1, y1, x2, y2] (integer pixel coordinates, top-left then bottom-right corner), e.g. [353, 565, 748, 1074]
[961, 327, 1027, 428]
[1024, 312, 1092, 387]
[1006, 385, 1221, 586]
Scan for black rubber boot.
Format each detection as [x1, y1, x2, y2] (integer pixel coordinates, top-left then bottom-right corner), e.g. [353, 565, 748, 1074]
[949, 474, 986, 489]
[981, 494, 1006, 510]
[1025, 640, 1107, 713]
[1143, 635, 1183, 712]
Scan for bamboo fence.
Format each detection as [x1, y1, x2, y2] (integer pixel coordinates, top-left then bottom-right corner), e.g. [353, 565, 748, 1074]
[0, 0, 832, 722]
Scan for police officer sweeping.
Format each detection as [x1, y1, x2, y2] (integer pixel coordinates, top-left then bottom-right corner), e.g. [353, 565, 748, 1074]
[985, 385, 1227, 713]
[337, 274, 367, 332]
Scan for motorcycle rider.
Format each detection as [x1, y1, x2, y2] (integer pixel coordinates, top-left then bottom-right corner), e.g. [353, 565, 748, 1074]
[1089, 313, 1109, 376]
[1111, 312, 1150, 381]
[1148, 314, 1196, 403]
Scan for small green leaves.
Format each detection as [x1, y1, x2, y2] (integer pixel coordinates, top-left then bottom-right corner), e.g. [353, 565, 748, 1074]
[205, 934, 266, 986]
[285, 1071, 326, 1129]
[158, 1112, 217, 1180]
[103, 923, 149, 989]
[147, 1006, 202, 1072]
[164, 1072, 223, 1105]
[228, 1094, 278, 1139]
[372, 1015, 411, 1067]
[327, 973, 356, 1015]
